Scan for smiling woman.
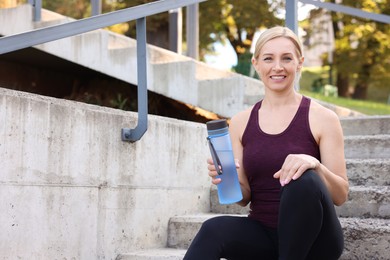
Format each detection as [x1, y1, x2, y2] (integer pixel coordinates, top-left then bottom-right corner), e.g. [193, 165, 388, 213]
[184, 26, 349, 260]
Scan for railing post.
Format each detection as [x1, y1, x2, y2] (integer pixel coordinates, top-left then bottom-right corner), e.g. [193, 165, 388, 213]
[121, 17, 148, 142]
[285, 0, 299, 90]
[169, 8, 182, 53]
[91, 0, 102, 16]
[28, 0, 41, 21]
[285, 0, 298, 35]
[186, 3, 199, 59]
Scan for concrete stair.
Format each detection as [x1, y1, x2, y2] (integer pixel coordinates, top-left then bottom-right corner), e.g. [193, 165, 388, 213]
[0, 4, 264, 119]
[119, 116, 390, 260]
[117, 248, 187, 260]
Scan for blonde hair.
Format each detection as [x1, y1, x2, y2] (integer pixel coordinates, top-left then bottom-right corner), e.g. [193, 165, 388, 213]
[253, 26, 303, 60]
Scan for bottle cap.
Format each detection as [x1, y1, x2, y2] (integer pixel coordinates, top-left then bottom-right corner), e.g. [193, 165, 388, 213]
[206, 119, 227, 131]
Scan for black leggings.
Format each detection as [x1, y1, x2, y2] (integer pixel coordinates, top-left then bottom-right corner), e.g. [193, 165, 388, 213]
[183, 170, 344, 260]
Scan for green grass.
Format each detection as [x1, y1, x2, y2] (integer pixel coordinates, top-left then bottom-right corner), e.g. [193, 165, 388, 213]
[301, 90, 390, 116]
[300, 66, 331, 91]
[299, 66, 390, 115]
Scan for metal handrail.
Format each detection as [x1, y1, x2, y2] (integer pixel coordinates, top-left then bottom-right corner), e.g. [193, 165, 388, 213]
[300, 0, 390, 24]
[286, 0, 390, 33]
[0, 0, 206, 142]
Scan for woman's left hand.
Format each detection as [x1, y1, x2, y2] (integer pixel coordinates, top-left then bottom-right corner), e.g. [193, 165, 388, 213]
[273, 154, 320, 186]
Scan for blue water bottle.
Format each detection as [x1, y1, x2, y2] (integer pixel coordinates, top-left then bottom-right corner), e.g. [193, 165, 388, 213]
[206, 119, 243, 204]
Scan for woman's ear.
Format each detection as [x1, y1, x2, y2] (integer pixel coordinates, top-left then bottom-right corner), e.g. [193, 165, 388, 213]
[251, 57, 256, 66]
[297, 56, 304, 72]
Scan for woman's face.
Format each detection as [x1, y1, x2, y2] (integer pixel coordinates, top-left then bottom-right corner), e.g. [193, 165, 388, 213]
[252, 37, 303, 93]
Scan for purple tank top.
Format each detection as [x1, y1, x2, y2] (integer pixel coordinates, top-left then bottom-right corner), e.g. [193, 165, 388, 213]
[242, 96, 320, 228]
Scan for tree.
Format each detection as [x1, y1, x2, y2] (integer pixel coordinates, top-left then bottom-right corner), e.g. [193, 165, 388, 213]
[307, 0, 390, 100]
[197, 0, 282, 62]
[0, 0, 18, 8]
[106, 1, 170, 49]
[42, 0, 90, 19]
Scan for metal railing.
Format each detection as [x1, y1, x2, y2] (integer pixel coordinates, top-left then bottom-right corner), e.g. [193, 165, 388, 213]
[286, 0, 390, 33]
[1, 0, 206, 142]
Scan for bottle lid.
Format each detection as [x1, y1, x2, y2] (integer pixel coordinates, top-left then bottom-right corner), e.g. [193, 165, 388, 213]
[206, 119, 227, 131]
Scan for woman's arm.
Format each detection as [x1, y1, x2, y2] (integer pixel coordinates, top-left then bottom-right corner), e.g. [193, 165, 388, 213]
[229, 111, 252, 207]
[273, 102, 349, 206]
[311, 104, 349, 205]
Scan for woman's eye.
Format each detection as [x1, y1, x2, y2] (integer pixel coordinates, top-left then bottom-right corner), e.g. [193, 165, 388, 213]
[263, 57, 272, 61]
[283, 57, 293, 61]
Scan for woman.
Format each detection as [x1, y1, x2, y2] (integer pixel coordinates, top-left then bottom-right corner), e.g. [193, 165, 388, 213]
[184, 26, 349, 260]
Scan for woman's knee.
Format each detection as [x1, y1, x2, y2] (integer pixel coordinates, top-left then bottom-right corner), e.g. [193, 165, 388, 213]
[281, 170, 324, 198]
[197, 216, 231, 237]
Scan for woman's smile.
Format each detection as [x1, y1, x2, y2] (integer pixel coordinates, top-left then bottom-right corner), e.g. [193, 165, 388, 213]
[270, 75, 287, 80]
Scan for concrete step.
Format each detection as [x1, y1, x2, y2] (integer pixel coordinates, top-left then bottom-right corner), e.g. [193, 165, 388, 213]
[167, 214, 228, 249]
[210, 168, 390, 218]
[0, 4, 264, 119]
[344, 135, 390, 159]
[347, 159, 390, 186]
[116, 248, 186, 260]
[210, 183, 390, 218]
[210, 187, 249, 215]
[197, 76, 245, 118]
[340, 217, 390, 260]
[336, 185, 390, 219]
[149, 61, 198, 106]
[165, 214, 390, 260]
[341, 115, 390, 136]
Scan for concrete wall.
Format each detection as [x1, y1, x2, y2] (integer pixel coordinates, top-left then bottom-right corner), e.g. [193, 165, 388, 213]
[0, 87, 211, 259]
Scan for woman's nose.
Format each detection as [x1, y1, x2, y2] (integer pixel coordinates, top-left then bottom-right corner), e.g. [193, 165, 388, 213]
[272, 61, 283, 71]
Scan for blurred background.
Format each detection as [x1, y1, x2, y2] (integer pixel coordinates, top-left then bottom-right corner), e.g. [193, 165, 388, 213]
[1, 0, 389, 115]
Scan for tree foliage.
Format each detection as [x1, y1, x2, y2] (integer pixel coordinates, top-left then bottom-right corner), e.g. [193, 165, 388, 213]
[42, 0, 91, 19]
[197, 0, 282, 59]
[306, 0, 390, 100]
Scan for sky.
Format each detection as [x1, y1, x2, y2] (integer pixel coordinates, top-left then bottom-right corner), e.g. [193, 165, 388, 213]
[204, 3, 317, 70]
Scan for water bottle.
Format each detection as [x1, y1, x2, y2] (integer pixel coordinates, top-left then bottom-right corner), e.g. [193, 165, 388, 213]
[206, 119, 243, 204]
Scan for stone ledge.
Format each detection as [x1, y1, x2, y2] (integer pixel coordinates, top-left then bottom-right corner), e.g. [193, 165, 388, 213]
[116, 248, 186, 260]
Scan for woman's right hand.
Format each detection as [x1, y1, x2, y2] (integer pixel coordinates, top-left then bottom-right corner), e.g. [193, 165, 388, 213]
[207, 158, 240, 185]
[207, 157, 222, 185]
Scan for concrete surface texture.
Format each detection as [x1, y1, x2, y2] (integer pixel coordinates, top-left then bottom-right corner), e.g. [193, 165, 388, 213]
[0, 87, 211, 259]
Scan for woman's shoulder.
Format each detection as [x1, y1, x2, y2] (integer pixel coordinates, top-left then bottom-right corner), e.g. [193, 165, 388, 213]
[308, 98, 339, 121]
[231, 106, 253, 126]
[308, 97, 342, 134]
[229, 106, 254, 138]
